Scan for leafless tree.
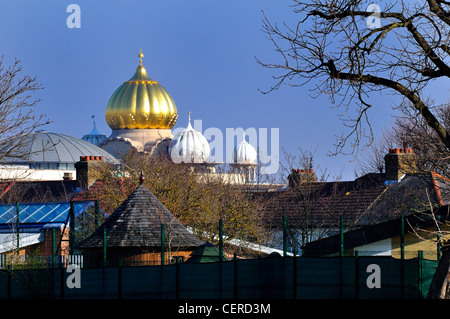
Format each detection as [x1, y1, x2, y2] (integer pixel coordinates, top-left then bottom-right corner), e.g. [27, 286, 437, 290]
[260, 148, 343, 251]
[258, 0, 450, 155]
[0, 57, 50, 162]
[390, 103, 450, 177]
[354, 102, 450, 178]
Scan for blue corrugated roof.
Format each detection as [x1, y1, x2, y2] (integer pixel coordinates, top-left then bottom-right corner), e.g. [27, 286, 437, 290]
[0, 201, 94, 225]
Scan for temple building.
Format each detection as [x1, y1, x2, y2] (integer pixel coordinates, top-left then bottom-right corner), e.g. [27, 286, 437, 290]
[0, 50, 261, 186]
[96, 50, 260, 184]
[98, 49, 178, 160]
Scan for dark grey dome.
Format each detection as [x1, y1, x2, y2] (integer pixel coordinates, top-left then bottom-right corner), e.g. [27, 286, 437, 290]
[1, 131, 119, 169]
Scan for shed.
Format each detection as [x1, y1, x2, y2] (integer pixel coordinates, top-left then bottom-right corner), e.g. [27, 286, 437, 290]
[76, 183, 204, 266]
[186, 242, 224, 263]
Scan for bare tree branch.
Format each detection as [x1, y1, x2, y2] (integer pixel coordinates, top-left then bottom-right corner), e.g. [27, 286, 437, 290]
[258, 0, 450, 155]
[0, 57, 51, 163]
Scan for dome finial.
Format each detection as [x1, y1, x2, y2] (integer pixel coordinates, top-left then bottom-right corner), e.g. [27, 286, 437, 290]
[138, 49, 144, 66]
[187, 111, 193, 130]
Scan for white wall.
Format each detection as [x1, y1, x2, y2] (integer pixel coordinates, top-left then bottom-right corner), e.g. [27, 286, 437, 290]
[0, 166, 76, 181]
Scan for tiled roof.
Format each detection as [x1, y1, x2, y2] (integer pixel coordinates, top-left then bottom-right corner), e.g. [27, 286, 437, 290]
[259, 174, 388, 229]
[259, 172, 449, 230]
[77, 184, 204, 249]
[357, 172, 450, 225]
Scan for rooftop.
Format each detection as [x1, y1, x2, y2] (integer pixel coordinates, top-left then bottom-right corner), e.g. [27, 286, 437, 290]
[77, 183, 204, 249]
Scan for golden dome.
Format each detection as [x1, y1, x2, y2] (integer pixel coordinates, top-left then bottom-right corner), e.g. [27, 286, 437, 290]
[105, 50, 178, 130]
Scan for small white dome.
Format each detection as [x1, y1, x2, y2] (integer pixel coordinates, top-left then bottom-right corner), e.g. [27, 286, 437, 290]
[234, 132, 257, 164]
[169, 113, 210, 164]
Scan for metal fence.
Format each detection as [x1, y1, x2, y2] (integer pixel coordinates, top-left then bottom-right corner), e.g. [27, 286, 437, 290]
[0, 253, 438, 299]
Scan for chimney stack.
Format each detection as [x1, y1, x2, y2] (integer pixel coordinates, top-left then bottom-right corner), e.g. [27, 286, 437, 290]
[288, 168, 318, 188]
[384, 148, 416, 182]
[75, 156, 105, 189]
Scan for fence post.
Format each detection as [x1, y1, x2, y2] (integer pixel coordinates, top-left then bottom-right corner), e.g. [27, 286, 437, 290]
[52, 229, 56, 269]
[418, 250, 423, 299]
[103, 227, 107, 267]
[69, 201, 75, 255]
[233, 252, 237, 299]
[400, 215, 405, 299]
[161, 224, 165, 266]
[118, 260, 122, 299]
[354, 250, 359, 299]
[283, 216, 288, 257]
[293, 245, 297, 299]
[176, 257, 180, 299]
[7, 265, 11, 299]
[95, 200, 100, 228]
[60, 260, 65, 299]
[16, 202, 20, 251]
[340, 216, 344, 257]
[339, 215, 344, 299]
[436, 215, 441, 261]
[219, 219, 223, 263]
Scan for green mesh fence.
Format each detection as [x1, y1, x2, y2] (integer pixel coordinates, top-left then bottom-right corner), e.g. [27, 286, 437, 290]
[0, 255, 438, 299]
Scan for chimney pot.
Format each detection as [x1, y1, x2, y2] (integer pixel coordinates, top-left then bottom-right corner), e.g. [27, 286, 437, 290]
[384, 147, 416, 181]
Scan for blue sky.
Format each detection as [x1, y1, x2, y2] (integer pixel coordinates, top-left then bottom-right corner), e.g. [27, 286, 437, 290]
[1, 1, 448, 181]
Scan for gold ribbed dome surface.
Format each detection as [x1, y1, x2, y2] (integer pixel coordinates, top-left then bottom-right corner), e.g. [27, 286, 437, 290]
[105, 50, 178, 130]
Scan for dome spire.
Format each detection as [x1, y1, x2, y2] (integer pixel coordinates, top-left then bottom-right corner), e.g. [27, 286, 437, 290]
[92, 115, 97, 129]
[186, 112, 194, 131]
[187, 111, 193, 130]
[138, 49, 144, 66]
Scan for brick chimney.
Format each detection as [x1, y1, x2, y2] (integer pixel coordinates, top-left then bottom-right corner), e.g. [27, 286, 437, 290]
[288, 168, 318, 188]
[75, 156, 104, 189]
[384, 148, 417, 182]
